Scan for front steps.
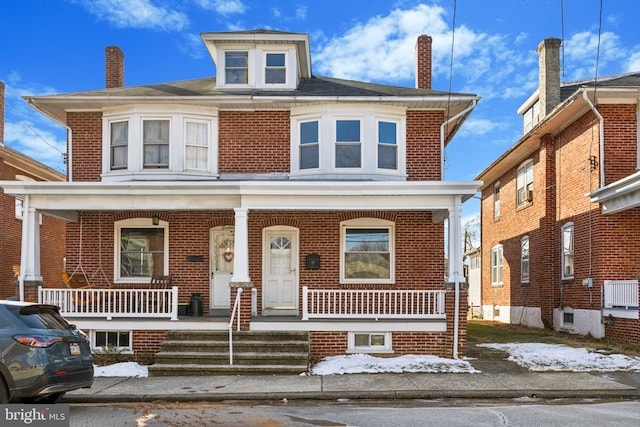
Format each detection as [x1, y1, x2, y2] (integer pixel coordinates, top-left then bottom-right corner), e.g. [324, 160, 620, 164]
[148, 330, 310, 376]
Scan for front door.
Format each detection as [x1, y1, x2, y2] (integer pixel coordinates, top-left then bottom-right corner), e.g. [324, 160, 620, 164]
[210, 227, 234, 315]
[263, 227, 298, 316]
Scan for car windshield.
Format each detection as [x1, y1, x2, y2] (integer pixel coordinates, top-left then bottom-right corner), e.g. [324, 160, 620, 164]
[6, 305, 71, 330]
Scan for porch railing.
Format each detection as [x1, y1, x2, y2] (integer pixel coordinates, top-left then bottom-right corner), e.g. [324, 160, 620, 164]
[604, 280, 639, 309]
[301, 286, 446, 320]
[38, 286, 179, 320]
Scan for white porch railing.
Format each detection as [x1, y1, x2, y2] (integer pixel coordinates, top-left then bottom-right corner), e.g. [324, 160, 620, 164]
[302, 286, 446, 320]
[604, 280, 639, 309]
[38, 286, 179, 320]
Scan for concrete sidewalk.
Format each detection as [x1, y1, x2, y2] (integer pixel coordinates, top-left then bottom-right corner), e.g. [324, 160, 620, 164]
[63, 370, 639, 403]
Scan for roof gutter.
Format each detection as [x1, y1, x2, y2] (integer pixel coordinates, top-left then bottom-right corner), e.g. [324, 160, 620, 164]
[582, 89, 605, 188]
[440, 99, 477, 179]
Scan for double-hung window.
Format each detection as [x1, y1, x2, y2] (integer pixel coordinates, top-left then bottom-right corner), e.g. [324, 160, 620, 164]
[341, 219, 394, 283]
[493, 182, 501, 219]
[491, 244, 503, 286]
[521, 236, 529, 283]
[225, 51, 248, 84]
[110, 121, 128, 170]
[265, 53, 286, 84]
[562, 223, 574, 278]
[377, 121, 397, 170]
[299, 120, 319, 169]
[185, 120, 209, 170]
[516, 160, 533, 207]
[143, 119, 169, 168]
[116, 219, 168, 282]
[335, 120, 361, 168]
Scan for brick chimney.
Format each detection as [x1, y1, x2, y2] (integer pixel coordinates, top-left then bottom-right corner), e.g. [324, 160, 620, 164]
[105, 46, 124, 89]
[537, 37, 562, 117]
[415, 34, 432, 89]
[0, 81, 4, 145]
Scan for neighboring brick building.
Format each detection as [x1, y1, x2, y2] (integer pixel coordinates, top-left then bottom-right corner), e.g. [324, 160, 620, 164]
[477, 38, 640, 347]
[0, 81, 67, 301]
[0, 30, 480, 362]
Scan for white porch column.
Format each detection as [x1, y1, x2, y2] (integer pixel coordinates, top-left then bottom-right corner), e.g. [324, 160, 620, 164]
[447, 196, 464, 359]
[231, 207, 251, 284]
[19, 195, 43, 301]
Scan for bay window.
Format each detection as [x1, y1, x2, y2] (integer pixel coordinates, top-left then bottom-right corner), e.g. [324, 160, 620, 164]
[335, 119, 361, 168]
[143, 119, 170, 168]
[377, 121, 397, 170]
[185, 120, 209, 170]
[299, 120, 319, 169]
[110, 121, 128, 170]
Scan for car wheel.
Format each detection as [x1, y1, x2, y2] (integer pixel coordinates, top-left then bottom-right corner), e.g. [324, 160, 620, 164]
[20, 392, 65, 404]
[0, 376, 9, 404]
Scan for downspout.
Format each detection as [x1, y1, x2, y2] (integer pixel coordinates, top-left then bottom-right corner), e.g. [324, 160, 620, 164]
[582, 90, 604, 188]
[440, 99, 477, 180]
[26, 98, 73, 181]
[18, 194, 30, 301]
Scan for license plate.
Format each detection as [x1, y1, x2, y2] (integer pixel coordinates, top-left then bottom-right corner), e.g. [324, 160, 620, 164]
[69, 343, 81, 355]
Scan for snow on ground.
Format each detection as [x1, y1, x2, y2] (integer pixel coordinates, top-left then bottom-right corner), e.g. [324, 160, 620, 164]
[477, 343, 640, 372]
[93, 343, 640, 377]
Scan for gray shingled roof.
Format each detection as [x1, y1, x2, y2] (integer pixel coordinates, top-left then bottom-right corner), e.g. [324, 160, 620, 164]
[560, 71, 640, 101]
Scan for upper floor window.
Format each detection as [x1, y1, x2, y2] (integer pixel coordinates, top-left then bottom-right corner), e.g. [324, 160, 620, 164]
[341, 218, 394, 284]
[516, 160, 533, 207]
[265, 53, 286, 84]
[110, 121, 128, 170]
[335, 120, 361, 168]
[562, 223, 574, 279]
[491, 244, 503, 286]
[523, 100, 540, 133]
[225, 51, 248, 84]
[143, 120, 169, 169]
[493, 182, 501, 219]
[521, 236, 529, 283]
[378, 121, 397, 170]
[291, 106, 406, 179]
[185, 120, 209, 170]
[115, 218, 168, 283]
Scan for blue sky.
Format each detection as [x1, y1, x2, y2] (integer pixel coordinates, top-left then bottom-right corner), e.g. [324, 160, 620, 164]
[1, 0, 639, 230]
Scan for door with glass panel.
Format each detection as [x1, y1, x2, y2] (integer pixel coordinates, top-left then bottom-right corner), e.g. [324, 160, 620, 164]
[263, 227, 298, 316]
[210, 227, 234, 315]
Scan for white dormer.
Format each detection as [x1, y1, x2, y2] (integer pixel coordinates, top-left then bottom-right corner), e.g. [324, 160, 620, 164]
[201, 30, 311, 90]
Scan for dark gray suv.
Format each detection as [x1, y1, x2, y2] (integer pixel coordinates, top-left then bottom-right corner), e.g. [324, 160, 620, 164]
[0, 300, 94, 403]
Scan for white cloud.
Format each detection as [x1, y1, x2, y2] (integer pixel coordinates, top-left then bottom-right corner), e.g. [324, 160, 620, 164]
[195, 0, 246, 15]
[179, 33, 206, 60]
[74, 0, 189, 31]
[625, 50, 640, 72]
[457, 118, 499, 137]
[295, 4, 307, 20]
[563, 31, 626, 79]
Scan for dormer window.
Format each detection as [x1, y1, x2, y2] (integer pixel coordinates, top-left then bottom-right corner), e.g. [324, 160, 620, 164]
[265, 53, 286, 84]
[225, 51, 248, 84]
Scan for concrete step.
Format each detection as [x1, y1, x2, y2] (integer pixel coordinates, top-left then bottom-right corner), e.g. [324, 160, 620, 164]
[147, 363, 309, 376]
[154, 351, 309, 366]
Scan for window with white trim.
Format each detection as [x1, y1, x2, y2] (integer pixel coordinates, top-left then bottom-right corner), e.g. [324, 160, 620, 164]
[265, 52, 286, 84]
[562, 223, 574, 279]
[348, 332, 392, 353]
[143, 119, 170, 169]
[184, 120, 209, 170]
[377, 121, 397, 170]
[110, 121, 128, 170]
[493, 182, 501, 219]
[521, 236, 529, 283]
[299, 120, 319, 169]
[335, 119, 361, 168]
[491, 244, 503, 286]
[115, 218, 168, 283]
[225, 51, 248, 84]
[92, 330, 132, 353]
[516, 160, 533, 207]
[341, 218, 394, 284]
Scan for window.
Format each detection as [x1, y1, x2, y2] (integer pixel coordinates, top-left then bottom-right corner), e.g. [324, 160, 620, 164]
[299, 120, 319, 169]
[115, 218, 168, 282]
[562, 223, 574, 278]
[143, 119, 169, 168]
[110, 121, 128, 170]
[185, 120, 209, 170]
[521, 236, 529, 283]
[377, 121, 397, 170]
[341, 219, 394, 284]
[265, 53, 286, 84]
[493, 182, 501, 219]
[516, 160, 533, 207]
[335, 120, 361, 168]
[491, 244, 503, 285]
[523, 100, 540, 133]
[225, 51, 248, 84]
[348, 332, 392, 353]
[93, 330, 132, 352]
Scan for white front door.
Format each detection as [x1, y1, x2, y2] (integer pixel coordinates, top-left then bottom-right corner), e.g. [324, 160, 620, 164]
[263, 227, 298, 316]
[210, 227, 234, 315]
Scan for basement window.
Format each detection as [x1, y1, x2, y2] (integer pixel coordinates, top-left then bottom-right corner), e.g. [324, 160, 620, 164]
[348, 332, 392, 353]
[92, 330, 132, 353]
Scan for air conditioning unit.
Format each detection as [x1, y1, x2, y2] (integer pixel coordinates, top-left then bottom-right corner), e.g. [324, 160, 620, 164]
[526, 189, 534, 202]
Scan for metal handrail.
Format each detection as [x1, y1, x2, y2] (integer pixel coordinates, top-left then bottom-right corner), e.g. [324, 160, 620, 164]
[227, 287, 243, 365]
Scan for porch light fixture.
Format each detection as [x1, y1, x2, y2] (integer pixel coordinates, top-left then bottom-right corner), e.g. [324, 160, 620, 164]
[152, 215, 160, 226]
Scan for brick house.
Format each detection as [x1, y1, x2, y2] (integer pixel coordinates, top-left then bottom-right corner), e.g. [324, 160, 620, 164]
[0, 81, 67, 301]
[477, 37, 640, 347]
[1, 30, 480, 368]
